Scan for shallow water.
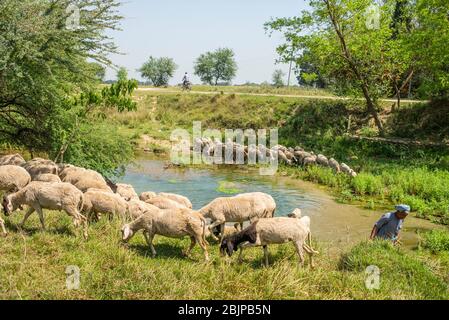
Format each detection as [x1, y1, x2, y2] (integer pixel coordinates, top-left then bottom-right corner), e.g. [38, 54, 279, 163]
[121, 154, 440, 251]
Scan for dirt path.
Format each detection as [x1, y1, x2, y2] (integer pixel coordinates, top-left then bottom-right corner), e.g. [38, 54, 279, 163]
[136, 87, 426, 104]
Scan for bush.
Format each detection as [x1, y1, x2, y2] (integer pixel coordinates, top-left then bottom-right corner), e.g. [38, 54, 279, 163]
[422, 229, 449, 253]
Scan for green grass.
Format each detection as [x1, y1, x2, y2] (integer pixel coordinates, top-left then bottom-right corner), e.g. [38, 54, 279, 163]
[422, 229, 449, 253]
[1, 212, 448, 299]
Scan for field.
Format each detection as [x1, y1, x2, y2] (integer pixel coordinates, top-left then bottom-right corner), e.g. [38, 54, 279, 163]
[1, 213, 448, 299]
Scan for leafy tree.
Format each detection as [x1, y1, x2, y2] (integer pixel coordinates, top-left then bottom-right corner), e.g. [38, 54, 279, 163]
[90, 63, 106, 82]
[194, 48, 237, 85]
[116, 67, 128, 82]
[139, 56, 177, 87]
[272, 69, 285, 87]
[0, 0, 136, 176]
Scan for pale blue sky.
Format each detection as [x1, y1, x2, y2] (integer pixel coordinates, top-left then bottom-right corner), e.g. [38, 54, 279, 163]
[105, 0, 308, 84]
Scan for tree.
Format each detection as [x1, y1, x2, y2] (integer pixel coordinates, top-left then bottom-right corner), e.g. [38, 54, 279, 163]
[117, 67, 128, 82]
[139, 56, 177, 87]
[0, 0, 136, 176]
[272, 69, 285, 88]
[194, 48, 237, 85]
[90, 63, 106, 82]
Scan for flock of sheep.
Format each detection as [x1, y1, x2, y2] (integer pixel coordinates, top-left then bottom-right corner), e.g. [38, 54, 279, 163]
[192, 138, 358, 177]
[0, 153, 319, 267]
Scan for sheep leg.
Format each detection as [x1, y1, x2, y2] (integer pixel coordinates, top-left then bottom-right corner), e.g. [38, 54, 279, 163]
[143, 231, 156, 257]
[208, 220, 224, 241]
[294, 241, 305, 267]
[183, 236, 196, 257]
[263, 245, 269, 267]
[194, 234, 210, 262]
[19, 207, 36, 229]
[35, 206, 46, 230]
[0, 218, 7, 236]
[66, 207, 88, 239]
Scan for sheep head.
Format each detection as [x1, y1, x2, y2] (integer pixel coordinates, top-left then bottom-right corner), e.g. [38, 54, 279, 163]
[2, 195, 14, 216]
[220, 238, 235, 257]
[288, 208, 302, 219]
[121, 224, 134, 242]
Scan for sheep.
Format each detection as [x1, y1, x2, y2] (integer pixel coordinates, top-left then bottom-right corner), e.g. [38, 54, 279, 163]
[127, 199, 160, 220]
[114, 183, 139, 201]
[199, 192, 276, 242]
[2, 181, 88, 239]
[22, 158, 58, 178]
[328, 158, 341, 173]
[205, 223, 241, 241]
[303, 155, 317, 167]
[121, 207, 209, 261]
[33, 173, 61, 183]
[0, 153, 26, 166]
[158, 192, 192, 209]
[139, 191, 157, 202]
[0, 165, 32, 192]
[316, 154, 329, 167]
[73, 178, 113, 193]
[220, 216, 319, 267]
[82, 189, 128, 222]
[144, 195, 187, 210]
[340, 163, 357, 177]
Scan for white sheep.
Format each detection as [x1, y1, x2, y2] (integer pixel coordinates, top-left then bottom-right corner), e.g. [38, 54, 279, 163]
[0, 153, 26, 166]
[121, 207, 209, 261]
[127, 199, 160, 220]
[316, 154, 329, 167]
[33, 173, 62, 183]
[220, 215, 319, 267]
[328, 158, 341, 173]
[22, 158, 58, 178]
[158, 192, 192, 209]
[0, 165, 31, 192]
[303, 155, 317, 167]
[340, 163, 357, 177]
[199, 192, 276, 242]
[82, 189, 128, 222]
[139, 191, 157, 202]
[2, 181, 88, 239]
[144, 195, 187, 210]
[113, 183, 139, 201]
[73, 178, 113, 193]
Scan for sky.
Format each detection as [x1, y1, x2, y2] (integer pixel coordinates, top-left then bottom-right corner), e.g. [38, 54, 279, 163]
[105, 0, 308, 85]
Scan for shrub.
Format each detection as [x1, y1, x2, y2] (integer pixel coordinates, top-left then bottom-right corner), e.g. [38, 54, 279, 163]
[422, 230, 449, 253]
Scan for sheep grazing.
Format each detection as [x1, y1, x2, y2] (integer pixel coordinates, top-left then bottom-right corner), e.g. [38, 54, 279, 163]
[303, 155, 317, 167]
[328, 158, 341, 173]
[22, 158, 58, 178]
[139, 191, 157, 202]
[316, 154, 329, 167]
[144, 195, 187, 210]
[127, 199, 160, 220]
[340, 163, 357, 177]
[33, 173, 61, 183]
[158, 192, 192, 209]
[82, 189, 128, 222]
[0, 153, 26, 166]
[74, 179, 113, 193]
[2, 181, 88, 239]
[114, 183, 139, 201]
[0, 165, 31, 192]
[220, 215, 319, 267]
[199, 192, 276, 242]
[121, 208, 209, 261]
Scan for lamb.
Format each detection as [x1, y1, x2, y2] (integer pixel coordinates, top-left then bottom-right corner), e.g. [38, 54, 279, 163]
[114, 183, 139, 201]
[121, 207, 209, 261]
[316, 154, 329, 167]
[199, 192, 276, 242]
[139, 191, 157, 202]
[0, 153, 26, 166]
[82, 189, 128, 222]
[220, 215, 319, 267]
[328, 158, 341, 173]
[144, 195, 187, 210]
[0, 165, 32, 192]
[33, 173, 61, 183]
[2, 181, 88, 239]
[158, 192, 192, 209]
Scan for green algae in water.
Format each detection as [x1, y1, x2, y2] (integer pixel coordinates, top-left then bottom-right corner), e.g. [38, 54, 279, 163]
[216, 181, 243, 194]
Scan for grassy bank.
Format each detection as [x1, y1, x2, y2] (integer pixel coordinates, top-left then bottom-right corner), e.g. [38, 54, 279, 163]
[1, 213, 448, 299]
[111, 91, 449, 224]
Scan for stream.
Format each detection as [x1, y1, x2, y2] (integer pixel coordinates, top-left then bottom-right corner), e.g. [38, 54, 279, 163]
[120, 154, 439, 251]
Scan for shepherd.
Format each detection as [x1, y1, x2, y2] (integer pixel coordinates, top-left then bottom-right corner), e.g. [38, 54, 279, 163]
[370, 204, 410, 244]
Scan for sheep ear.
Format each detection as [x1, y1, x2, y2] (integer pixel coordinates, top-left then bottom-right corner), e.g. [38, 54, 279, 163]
[122, 225, 131, 240]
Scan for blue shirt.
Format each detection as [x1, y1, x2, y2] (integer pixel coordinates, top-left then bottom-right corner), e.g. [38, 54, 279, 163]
[375, 212, 403, 241]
